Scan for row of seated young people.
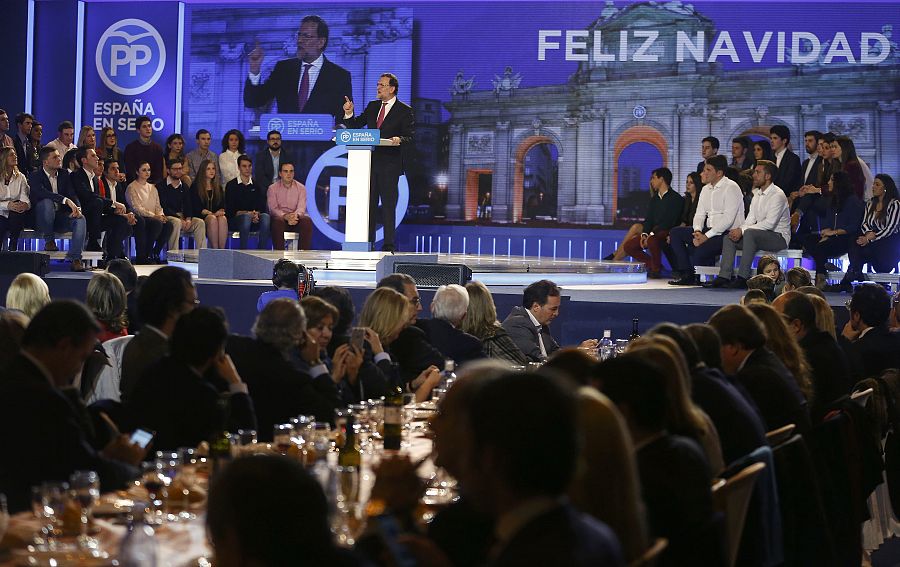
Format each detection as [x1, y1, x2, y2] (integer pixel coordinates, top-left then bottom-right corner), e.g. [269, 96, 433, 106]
[605, 129, 898, 291]
[2, 266, 900, 566]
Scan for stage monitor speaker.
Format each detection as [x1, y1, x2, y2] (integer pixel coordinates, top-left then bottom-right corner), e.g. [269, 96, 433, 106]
[392, 263, 472, 288]
[0, 251, 50, 277]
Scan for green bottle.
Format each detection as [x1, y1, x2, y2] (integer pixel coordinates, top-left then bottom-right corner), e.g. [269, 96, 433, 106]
[383, 384, 404, 451]
[338, 414, 361, 468]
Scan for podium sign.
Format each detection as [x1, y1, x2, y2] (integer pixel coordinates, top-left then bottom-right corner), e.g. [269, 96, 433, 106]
[259, 114, 334, 141]
[336, 129, 381, 145]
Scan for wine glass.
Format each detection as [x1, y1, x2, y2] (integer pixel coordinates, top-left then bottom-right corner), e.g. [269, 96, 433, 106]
[141, 462, 166, 525]
[41, 482, 68, 550]
[273, 423, 294, 456]
[69, 471, 100, 549]
[176, 448, 198, 521]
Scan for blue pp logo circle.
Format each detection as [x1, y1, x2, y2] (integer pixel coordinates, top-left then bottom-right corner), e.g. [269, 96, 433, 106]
[633, 105, 647, 119]
[95, 19, 166, 96]
[267, 118, 285, 133]
[338, 131, 352, 144]
[306, 145, 409, 243]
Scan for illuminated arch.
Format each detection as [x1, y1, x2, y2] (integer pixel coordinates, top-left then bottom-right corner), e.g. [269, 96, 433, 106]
[612, 126, 668, 222]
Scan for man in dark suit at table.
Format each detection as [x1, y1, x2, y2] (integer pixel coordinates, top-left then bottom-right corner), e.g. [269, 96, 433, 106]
[415, 284, 483, 366]
[341, 73, 414, 252]
[244, 15, 352, 180]
[70, 147, 131, 262]
[0, 301, 143, 513]
[840, 282, 900, 381]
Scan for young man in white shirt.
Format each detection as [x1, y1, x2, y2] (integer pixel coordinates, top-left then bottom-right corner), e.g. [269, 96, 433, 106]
[707, 160, 791, 289]
[668, 155, 745, 286]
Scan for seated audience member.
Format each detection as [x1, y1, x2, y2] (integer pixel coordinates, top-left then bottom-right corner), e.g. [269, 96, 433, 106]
[831, 174, 899, 291]
[46, 120, 76, 158]
[27, 146, 87, 270]
[544, 348, 598, 386]
[226, 298, 341, 439]
[783, 266, 812, 293]
[664, 172, 704, 281]
[257, 258, 301, 312]
[707, 160, 790, 289]
[186, 129, 218, 181]
[770, 125, 803, 199]
[0, 146, 30, 250]
[416, 284, 483, 365]
[302, 295, 396, 404]
[76, 126, 96, 150]
[832, 136, 866, 199]
[359, 287, 440, 401]
[502, 279, 596, 362]
[627, 336, 725, 474]
[63, 148, 79, 173]
[106, 259, 140, 331]
[747, 274, 776, 300]
[598, 356, 724, 567]
[0, 309, 28, 367]
[755, 254, 785, 295]
[669, 155, 745, 286]
[696, 136, 719, 173]
[123, 116, 165, 184]
[0, 301, 143, 513]
[163, 134, 189, 183]
[218, 129, 244, 185]
[619, 168, 683, 278]
[708, 304, 811, 433]
[86, 272, 128, 342]
[99, 126, 123, 168]
[159, 158, 205, 252]
[753, 139, 775, 166]
[802, 171, 864, 288]
[191, 159, 228, 249]
[839, 282, 900, 381]
[772, 291, 852, 421]
[120, 266, 197, 401]
[26, 121, 43, 174]
[742, 288, 769, 305]
[376, 273, 445, 385]
[71, 148, 131, 261]
[806, 293, 837, 338]
[745, 302, 813, 401]
[648, 323, 766, 468]
[11, 113, 36, 175]
[254, 130, 293, 189]
[5, 272, 50, 318]
[459, 371, 624, 566]
[129, 307, 256, 451]
[268, 162, 312, 251]
[462, 281, 527, 366]
[225, 155, 271, 250]
[99, 159, 139, 259]
[731, 136, 753, 171]
[891, 291, 900, 332]
[684, 323, 726, 372]
[312, 285, 356, 356]
[207, 455, 364, 567]
[126, 160, 173, 264]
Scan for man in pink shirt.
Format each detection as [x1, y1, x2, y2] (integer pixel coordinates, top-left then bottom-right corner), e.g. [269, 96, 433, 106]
[267, 162, 312, 250]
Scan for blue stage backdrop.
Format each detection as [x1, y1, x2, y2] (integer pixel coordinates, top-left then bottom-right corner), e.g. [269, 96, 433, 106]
[82, 2, 183, 146]
[73, 0, 900, 247]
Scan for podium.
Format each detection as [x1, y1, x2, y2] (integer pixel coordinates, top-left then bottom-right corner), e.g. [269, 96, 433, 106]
[336, 129, 396, 252]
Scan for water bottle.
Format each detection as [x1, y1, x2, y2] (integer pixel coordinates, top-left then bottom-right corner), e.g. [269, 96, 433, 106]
[439, 359, 457, 389]
[599, 330, 614, 361]
[119, 505, 158, 567]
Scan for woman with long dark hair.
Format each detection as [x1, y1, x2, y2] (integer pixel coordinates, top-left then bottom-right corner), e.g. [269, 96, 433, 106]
[753, 139, 775, 163]
[802, 171, 864, 288]
[218, 129, 245, 184]
[664, 171, 704, 280]
[191, 159, 227, 248]
[833, 136, 866, 199]
[830, 173, 900, 291]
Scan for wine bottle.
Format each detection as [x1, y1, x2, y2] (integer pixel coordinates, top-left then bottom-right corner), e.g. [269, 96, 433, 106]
[629, 318, 640, 341]
[338, 414, 361, 468]
[383, 383, 404, 451]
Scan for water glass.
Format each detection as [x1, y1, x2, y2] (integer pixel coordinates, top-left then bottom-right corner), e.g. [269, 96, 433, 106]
[273, 423, 294, 455]
[41, 482, 68, 547]
[69, 471, 100, 549]
[236, 429, 257, 446]
[141, 462, 166, 525]
[615, 339, 629, 356]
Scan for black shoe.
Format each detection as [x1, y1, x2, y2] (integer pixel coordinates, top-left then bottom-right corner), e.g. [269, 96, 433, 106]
[44, 240, 58, 252]
[703, 276, 732, 289]
[824, 262, 841, 271]
[726, 276, 748, 289]
[382, 244, 396, 253]
[668, 274, 700, 286]
[602, 253, 615, 261]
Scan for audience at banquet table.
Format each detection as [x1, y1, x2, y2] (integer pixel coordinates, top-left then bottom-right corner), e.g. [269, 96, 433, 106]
[105, 258, 140, 331]
[839, 282, 900, 381]
[85, 271, 129, 342]
[745, 302, 814, 403]
[461, 280, 528, 366]
[414, 283, 484, 366]
[0, 301, 144, 513]
[312, 284, 357, 356]
[708, 304, 812, 434]
[225, 298, 341, 441]
[126, 306, 257, 451]
[119, 266, 197, 401]
[4, 271, 50, 318]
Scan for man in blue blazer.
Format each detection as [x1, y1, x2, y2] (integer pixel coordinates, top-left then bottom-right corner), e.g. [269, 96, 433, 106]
[70, 148, 132, 262]
[27, 146, 87, 271]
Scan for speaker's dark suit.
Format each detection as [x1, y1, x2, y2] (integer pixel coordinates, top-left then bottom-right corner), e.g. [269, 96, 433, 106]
[343, 98, 415, 249]
[243, 56, 352, 122]
[775, 149, 803, 197]
[70, 167, 131, 258]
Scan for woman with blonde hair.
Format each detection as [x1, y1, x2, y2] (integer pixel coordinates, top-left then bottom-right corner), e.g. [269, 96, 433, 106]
[746, 302, 814, 402]
[191, 159, 228, 248]
[86, 272, 128, 342]
[807, 294, 837, 338]
[359, 288, 440, 401]
[569, 386, 649, 563]
[76, 125, 96, 150]
[0, 146, 30, 250]
[462, 280, 527, 366]
[627, 335, 725, 474]
[5, 273, 50, 318]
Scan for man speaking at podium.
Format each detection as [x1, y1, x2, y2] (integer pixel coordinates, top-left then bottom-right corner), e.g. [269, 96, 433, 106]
[342, 73, 414, 252]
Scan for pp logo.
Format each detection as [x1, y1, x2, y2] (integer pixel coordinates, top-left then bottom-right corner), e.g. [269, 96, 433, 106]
[267, 118, 285, 133]
[338, 131, 352, 144]
[306, 146, 409, 243]
[95, 19, 166, 96]
[633, 105, 647, 120]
